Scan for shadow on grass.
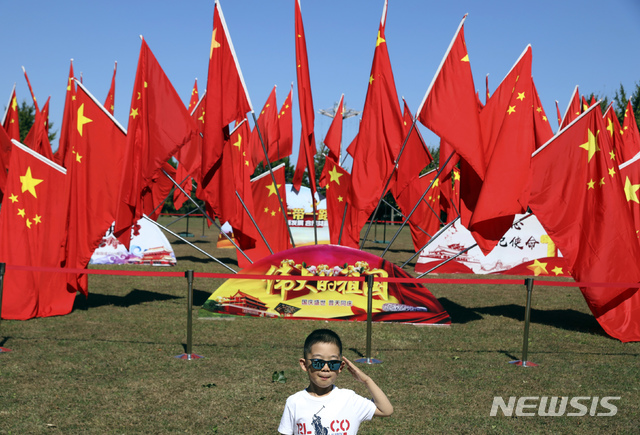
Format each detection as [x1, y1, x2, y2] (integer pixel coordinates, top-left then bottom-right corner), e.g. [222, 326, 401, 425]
[438, 297, 483, 324]
[73, 288, 180, 310]
[175, 255, 238, 267]
[472, 304, 601, 333]
[171, 239, 212, 246]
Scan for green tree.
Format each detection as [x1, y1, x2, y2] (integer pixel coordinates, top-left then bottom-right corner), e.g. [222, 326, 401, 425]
[613, 82, 640, 130]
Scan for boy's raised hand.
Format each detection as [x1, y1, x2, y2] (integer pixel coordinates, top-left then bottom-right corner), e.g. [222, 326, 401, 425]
[342, 356, 372, 384]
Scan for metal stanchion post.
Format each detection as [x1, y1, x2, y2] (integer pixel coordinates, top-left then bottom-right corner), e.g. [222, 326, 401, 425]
[356, 274, 382, 365]
[175, 270, 203, 360]
[178, 213, 194, 237]
[510, 278, 537, 367]
[0, 263, 11, 353]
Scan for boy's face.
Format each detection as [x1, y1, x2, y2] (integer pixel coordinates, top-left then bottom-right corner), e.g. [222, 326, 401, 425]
[299, 341, 344, 392]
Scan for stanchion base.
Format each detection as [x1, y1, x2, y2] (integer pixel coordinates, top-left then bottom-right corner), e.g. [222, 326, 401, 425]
[177, 232, 195, 237]
[174, 353, 204, 360]
[509, 360, 538, 367]
[355, 357, 383, 365]
[0, 347, 12, 353]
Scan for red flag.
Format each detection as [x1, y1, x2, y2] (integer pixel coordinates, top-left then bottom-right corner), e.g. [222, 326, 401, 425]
[2, 86, 20, 141]
[322, 157, 353, 246]
[532, 79, 553, 149]
[23, 96, 54, 161]
[250, 85, 280, 171]
[144, 161, 176, 221]
[0, 141, 74, 319]
[238, 163, 290, 268]
[468, 46, 535, 254]
[604, 104, 628, 162]
[323, 94, 344, 162]
[417, 15, 484, 178]
[619, 154, 640, 244]
[292, 0, 318, 195]
[559, 85, 581, 129]
[622, 100, 640, 158]
[393, 99, 433, 197]
[485, 73, 490, 104]
[54, 60, 76, 167]
[555, 100, 562, 129]
[104, 61, 117, 115]
[0, 126, 12, 202]
[22, 66, 40, 113]
[348, 0, 405, 244]
[113, 38, 197, 249]
[201, 0, 252, 183]
[187, 78, 199, 113]
[64, 81, 127, 295]
[529, 105, 640, 342]
[439, 166, 460, 223]
[276, 85, 293, 161]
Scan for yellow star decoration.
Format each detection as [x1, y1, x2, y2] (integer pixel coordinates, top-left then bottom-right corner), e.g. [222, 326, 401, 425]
[624, 176, 640, 203]
[328, 166, 343, 185]
[337, 196, 344, 202]
[271, 211, 276, 217]
[587, 179, 595, 189]
[527, 259, 548, 276]
[453, 170, 460, 181]
[12, 97, 17, 111]
[76, 103, 93, 136]
[461, 54, 469, 62]
[507, 105, 516, 114]
[542, 115, 548, 121]
[599, 177, 605, 187]
[137, 92, 141, 100]
[9, 193, 18, 203]
[144, 81, 148, 88]
[210, 28, 221, 58]
[25, 218, 32, 229]
[17, 208, 26, 217]
[517, 92, 525, 101]
[233, 134, 242, 149]
[579, 128, 599, 163]
[130, 107, 139, 119]
[369, 75, 374, 85]
[67, 77, 73, 92]
[76, 153, 83, 163]
[264, 207, 269, 213]
[607, 118, 614, 136]
[33, 215, 42, 224]
[376, 31, 385, 47]
[20, 167, 43, 198]
[266, 182, 281, 196]
[551, 266, 563, 276]
[608, 167, 616, 178]
[198, 110, 205, 123]
[537, 107, 542, 113]
[609, 150, 616, 160]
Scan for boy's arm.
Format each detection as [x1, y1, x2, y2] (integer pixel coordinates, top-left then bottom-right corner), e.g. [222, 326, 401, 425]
[342, 356, 394, 417]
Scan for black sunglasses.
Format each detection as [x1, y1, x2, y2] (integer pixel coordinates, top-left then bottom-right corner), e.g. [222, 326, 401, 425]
[309, 359, 342, 371]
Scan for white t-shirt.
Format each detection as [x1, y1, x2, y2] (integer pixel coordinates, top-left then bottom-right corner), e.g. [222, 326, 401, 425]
[278, 386, 377, 435]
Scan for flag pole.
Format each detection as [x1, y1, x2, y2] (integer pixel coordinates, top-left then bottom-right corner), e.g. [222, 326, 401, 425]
[1, 83, 15, 127]
[338, 201, 348, 246]
[400, 218, 459, 269]
[161, 168, 253, 264]
[509, 278, 538, 367]
[381, 198, 434, 240]
[235, 190, 274, 255]
[251, 111, 296, 248]
[380, 151, 455, 258]
[143, 216, 237, 273]
[0, 262, 11, 353]
[149, 172, 192, 219]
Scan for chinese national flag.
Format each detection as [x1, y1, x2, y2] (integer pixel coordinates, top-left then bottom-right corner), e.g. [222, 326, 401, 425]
[64, 81, 127, 295]
[238, 163, 290, 268]
[2, 86, 20, 141]
[276, 85, 293, 161]
[202, 0, 252, 183]
[468, 46, 535, 254]
[619, 154, 640, 245]
[187, 78, 199, 113]
[174, 81, 203, 211]
[104, 61, 117, 115]
[0, 126, 12, 202]
[394, 170, 442, 252]
[250, 85, 280, 171]
[529, 105, 640, 342]
[622, 101, 640, 158]
[54, 60, 76, 167]
[323, 94, 344, 162]
[348, 0, 404, 244]
[417, 15, 484, 178]
[322, 157, 353, 246]
[144, 161, 176, 221]
[559, 85, 581, 130]
[394, 99, 432, 197]
[532, 79, 553, 149]
[23, 97, 54, 161]
[439, 167, 460, 223]
[292, 0, 318, 195]
[113, 38, 197, 249]
[0, 141, 74, 319]
[604, 104, 629, 162]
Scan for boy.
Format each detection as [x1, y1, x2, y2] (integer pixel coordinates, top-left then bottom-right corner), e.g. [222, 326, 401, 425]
[278, 329, 393, 435]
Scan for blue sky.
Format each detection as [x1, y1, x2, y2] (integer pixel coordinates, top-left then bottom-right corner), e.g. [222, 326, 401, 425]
[2, 0, 639, 169]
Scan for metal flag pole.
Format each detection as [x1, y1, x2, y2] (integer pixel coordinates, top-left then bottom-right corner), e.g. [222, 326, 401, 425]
[251, 111, 296, 248]
[175, 270, 203, 360]
[400, 218, 458, 269]
[510, 278, 538, 367]
[382, 198, 434, 240]
[380, 151, 455, 258]
[416, 244, 476, 278]
[355, 274, 382, 365]
[0, 263, 11, 353]
[338, 202, 348, 246]
[143, 216, 237, 274]
[149, 172, 192, 219]
[161, 168, 253, 265]
[235, 191, 274, 255]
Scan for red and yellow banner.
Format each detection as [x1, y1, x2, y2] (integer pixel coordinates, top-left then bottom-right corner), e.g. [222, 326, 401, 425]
[201, 245, 450, 324]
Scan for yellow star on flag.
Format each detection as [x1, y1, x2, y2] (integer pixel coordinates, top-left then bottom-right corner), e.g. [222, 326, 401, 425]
[369, 75, 374, 85]
[77, 103, 93, 136]
[25, 218, 32, 229]
[11, 97, 17, 111]
[271, 211, 276, 217]
[609, 150, 616, 160]
[624, 176, 640, 203]
[608, 167, 616, 177]
[17, 208, 26, 217]
[33, 214, 42, 224]
[587, 179, 595, 189]
[130, 107, 139, 119]
[337, 196, 343, 202]
[210, 28, 221, 58]
[579, 128, 599, 163]
[76, 153, 83, 163]
[461, 54, 469, 62]
[9, 193, 18, 203]
[551, 266, 563, 276]
[20, 167, 43, 198]
[328, 166, 343, 184]
[376, 31, 385, 47]
[599, 177, 605, 187]
[526, 259, 548, 276]
[607, 118, 614, 136]
[507, 105, 516, 114]
[264, 207, 269, 213]
[517, 92, 525, 101]
[266, 182, 281, 196]
[233, 134, 242, 149]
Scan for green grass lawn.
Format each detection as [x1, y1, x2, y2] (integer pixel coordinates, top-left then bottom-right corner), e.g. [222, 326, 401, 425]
[0, 217, 638, 434]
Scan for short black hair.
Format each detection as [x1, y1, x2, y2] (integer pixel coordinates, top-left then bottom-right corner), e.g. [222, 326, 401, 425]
[303, 329, 342, 358]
